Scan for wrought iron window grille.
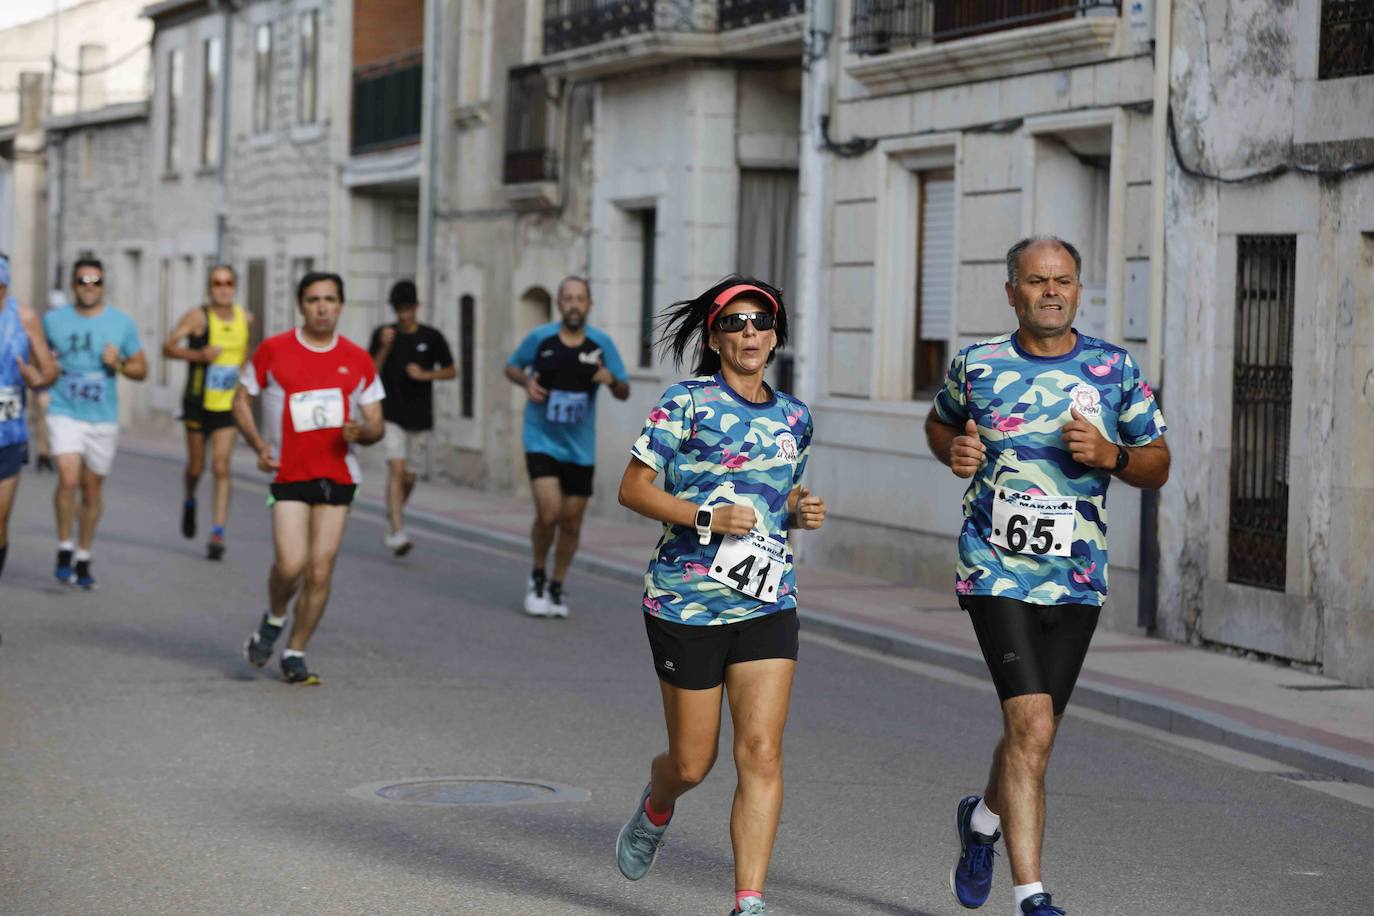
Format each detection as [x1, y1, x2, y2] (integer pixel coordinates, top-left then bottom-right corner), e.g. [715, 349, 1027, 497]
[1319, 0, 1374, 79]
[848, 0, 1120, 56]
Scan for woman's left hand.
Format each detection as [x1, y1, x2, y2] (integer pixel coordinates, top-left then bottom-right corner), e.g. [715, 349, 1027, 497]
[795, 486, 826, 530]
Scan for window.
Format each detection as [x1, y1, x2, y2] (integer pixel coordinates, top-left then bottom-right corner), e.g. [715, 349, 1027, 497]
[165, 49, 183, 173]
[914, 169, 953, 395]
[460, 294, 475, 418]
[1228, 236, 1296, 592]
[297, 10, 319, 124]
[637, 209, 657, 368]
[1319, 0, 1374, 80]
[253, 23, 273, 134]
[737, 169, 798, 389]
[201, 38, 221, 168]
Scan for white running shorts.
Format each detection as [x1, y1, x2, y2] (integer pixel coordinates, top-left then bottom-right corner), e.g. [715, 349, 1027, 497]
[47, 414, 120, 477]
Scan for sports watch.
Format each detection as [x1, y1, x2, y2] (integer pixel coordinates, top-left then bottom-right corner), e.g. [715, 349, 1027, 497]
[1112, 444, 1130, 474]
[696, 505, 714, 545]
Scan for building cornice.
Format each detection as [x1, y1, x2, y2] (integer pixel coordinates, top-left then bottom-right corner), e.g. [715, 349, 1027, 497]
[46, 101, 151, 134]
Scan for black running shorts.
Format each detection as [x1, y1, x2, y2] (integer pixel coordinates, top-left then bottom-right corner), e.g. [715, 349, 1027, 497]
[525, 451, 594, 498]
[644, 610, 799, 691]
[0, 442, 27, 481]
[270, 479, 357, 506]
[184, 400, 237, 435]
[960, 595, 1101, 715]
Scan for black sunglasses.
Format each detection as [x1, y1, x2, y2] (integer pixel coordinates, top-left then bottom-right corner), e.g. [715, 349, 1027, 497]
[76, 275, 103, 287]
[714, 312, 775, 333]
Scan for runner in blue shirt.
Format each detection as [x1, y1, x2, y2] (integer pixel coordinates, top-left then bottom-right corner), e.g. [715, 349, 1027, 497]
[503, 276, 629, 617]
[44, 258, 148, 589]
[0, 252, 59, 591]
[925, 237, 1169, 916]
[614, 276, 827, 916]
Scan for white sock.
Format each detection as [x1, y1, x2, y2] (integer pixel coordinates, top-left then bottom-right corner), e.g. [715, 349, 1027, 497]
[74, 548, 92, 562]
[1014, 882, 1045, 911]
[971, 797, 1001, 835]
[59, 540, 75, 552]
[281, 648, 304, 659]
[265, 613, 287, 628]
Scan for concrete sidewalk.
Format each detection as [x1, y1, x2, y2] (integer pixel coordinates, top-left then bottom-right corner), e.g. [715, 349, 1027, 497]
[121, 433, 1374, 789]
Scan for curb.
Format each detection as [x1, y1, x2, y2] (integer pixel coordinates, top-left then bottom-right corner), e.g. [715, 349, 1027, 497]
[124, 443, 1374, 789]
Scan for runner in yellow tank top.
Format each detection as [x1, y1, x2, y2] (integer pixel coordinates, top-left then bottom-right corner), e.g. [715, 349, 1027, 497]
[163, 265, 255, 559]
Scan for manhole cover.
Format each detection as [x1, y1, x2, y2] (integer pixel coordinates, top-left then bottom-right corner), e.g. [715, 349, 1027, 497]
[347, 778, 589, 807]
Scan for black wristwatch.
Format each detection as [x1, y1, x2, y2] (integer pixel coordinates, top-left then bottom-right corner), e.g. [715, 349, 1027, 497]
[1112, 444, 1130, 474]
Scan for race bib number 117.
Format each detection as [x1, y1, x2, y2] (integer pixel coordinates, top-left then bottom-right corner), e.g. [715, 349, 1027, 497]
[990, 488, 1076, 557]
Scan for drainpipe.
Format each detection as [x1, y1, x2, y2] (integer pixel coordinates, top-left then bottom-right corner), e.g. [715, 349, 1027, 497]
[1138, 0, 1172, 631]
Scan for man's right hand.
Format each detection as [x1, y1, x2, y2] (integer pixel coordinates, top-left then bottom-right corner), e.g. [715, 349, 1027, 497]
[950, 418, 986, 479]
[525, 372, 549, 404]
[378, 327, 396, 349]
[710, 503, 758, 537]
[257, 445, 280, 473]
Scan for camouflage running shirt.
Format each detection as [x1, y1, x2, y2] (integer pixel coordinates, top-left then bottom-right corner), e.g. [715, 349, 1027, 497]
[932, 330, 1166, 606]
[631, 375, 813, 626]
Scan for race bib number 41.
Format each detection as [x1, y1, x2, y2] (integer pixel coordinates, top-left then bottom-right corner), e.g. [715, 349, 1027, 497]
[708, 531, 787, 601]
[288, 387, 345, 432]
[990, 488, 1076, 557]
[0, 386, 21, 421]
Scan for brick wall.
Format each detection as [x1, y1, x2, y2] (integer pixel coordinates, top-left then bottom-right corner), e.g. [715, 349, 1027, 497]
[352, 0, 424, 68]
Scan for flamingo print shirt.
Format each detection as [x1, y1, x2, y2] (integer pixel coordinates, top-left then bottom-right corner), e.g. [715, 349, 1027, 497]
[631, 375, 813, 626]
[932, 330, 1166, 606]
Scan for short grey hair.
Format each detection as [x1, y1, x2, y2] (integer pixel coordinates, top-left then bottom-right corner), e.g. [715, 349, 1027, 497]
[557, 275, 592, 301]
[1006, 236, 1082, 285]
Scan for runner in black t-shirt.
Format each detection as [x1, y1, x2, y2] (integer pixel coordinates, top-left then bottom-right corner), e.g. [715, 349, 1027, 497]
[368, 280, 456, 555]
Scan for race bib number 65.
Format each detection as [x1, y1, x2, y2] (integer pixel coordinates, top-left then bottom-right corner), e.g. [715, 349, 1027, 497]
[990, 488, 1076, 558]
[708, 531, 787, 600]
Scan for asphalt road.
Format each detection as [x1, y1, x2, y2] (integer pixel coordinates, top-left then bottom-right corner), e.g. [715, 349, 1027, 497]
[1, 452, 1370, 916]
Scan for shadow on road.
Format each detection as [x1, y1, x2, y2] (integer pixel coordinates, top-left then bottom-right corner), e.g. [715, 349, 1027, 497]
[29, 617, 259, 682]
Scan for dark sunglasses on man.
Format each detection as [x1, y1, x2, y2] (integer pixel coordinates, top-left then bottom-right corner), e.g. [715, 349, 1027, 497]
[713, 311, 775, 333]
[76, 274, 103, 287]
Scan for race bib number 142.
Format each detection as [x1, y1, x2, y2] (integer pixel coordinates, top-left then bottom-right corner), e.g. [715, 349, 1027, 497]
[990, 488, 1076, 557]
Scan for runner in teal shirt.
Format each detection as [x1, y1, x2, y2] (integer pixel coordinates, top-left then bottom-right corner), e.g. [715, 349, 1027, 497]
[45, 303, 142, 424]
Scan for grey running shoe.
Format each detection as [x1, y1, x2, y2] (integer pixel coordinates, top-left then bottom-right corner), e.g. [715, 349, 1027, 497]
[730, 897, 766, 916]
[616, 783, 670, 880]
[243, 613, 283, 668]
[280, 654, 320, 686]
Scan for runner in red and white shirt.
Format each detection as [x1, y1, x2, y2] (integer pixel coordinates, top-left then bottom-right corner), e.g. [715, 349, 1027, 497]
[232, 271, 385, 685]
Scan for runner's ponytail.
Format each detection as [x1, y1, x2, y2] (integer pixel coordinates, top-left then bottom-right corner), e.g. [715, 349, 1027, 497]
[655, 274, 788, 376]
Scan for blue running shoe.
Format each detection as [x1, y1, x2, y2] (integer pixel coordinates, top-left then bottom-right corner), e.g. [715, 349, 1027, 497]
[950, 795, 999, 908]
[54, 548, 73, 584]
[616, 783, 670, 880]
[72, 559, 97, 590]
[1020, 892, 1066, 915]
[730, 897, 766, 916]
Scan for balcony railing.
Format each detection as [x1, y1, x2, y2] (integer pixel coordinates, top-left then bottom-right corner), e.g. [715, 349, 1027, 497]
[1319, 0, 1374, 80]
[352, 49, 423, 154]
[504, 65, 558, 184]
[719, 0, 804, 31]
[544, 1, 658, 55]
[850, 0, 1120, 55]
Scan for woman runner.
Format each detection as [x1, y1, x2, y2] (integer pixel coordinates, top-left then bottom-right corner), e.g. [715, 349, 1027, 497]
[614, 276, 827, 916]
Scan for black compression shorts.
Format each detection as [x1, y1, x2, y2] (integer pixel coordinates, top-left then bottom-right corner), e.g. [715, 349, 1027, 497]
[525, 452, 594, 498]
[960, 595, 1101, 715]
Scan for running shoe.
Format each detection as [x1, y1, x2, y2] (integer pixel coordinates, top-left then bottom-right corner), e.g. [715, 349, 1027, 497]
[181, 499, 196, 539]
[523, 574, 549, 617]
[384, 529, 413, 557]
[951, 795, 999, 908]
[730, 899, 766, 916]
[54, 548, 74, 584]
[1020, 893, 1066, 915]
[280, 654, 320, 686]
[243, 613, 284, 668]
[547, 582, 569, 619]
[616, 783, 670, 881]
[72, 559, 96, 590]
[207, 533, 226, 561]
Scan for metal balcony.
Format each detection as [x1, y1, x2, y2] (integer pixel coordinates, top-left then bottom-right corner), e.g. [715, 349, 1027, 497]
[504, 65, 558, 185]
[544, 0, 660, 55]
[850, 0, 1120, 55]
[1320, 0, 1374, 80]
[719, 0, 804, 31]
[351, 50, 423, 154]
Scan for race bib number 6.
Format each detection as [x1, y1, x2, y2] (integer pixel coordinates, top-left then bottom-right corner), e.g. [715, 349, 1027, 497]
[288, 387, 345, 432]
[990, 488, 1076, 558]
[708, 531, 787, 600]
[0, 386, 20, 421]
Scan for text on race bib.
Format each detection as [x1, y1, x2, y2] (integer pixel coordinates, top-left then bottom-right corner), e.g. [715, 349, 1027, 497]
[205, 364, 240, 392]
[61, 373, 107, 405]
[708, 530, 787, 601]
[0, 386, 21, 421]
[546, 389, 589, 425]
[990, 488, 1076, 558]
[288, 388, 345, 432]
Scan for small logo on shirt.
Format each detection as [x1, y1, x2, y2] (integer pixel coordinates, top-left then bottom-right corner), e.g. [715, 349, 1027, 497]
[1002, 652, 1019, 663]
[417, 342, 428, 352]
[776, 432, 799, 463]
[337, 366, 350, 374]
[1069, 383, 1102, 418]
[578, 348, 603, 366]
[662, 660, 676, 671]
[540, 349, 554, 358]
